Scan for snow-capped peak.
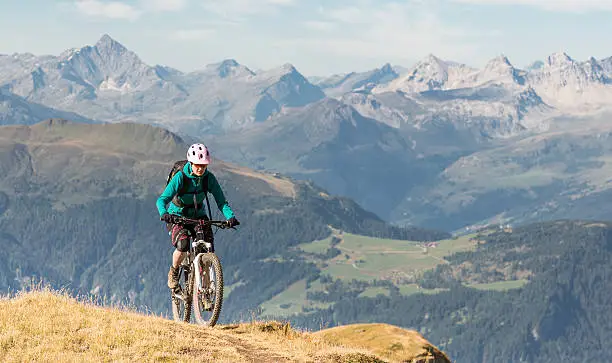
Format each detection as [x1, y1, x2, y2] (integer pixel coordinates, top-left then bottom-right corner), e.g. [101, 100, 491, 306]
[199, 59, 254, 78]
[480, 54, 525, 85]
[535, 52, 607, 83]
[421, 54, 448, 69]
[216, 59, 254, 78]
[401, 54, 449, 90]
[524, 52, 612, 111]
[59, 48, 80, 61]
[380, 63, 394, 74]
[51, 33, 159, 93]
[486, 55, 513, 68]
[58, 33, 138, 67]
[94, 34, 128, 56]
[279, 63, 298, 73]
[374, 54, 476, 93]
[582, 57, 608, 83]
[601, 56, 612, 75]
[545, 52, 574, 68]
[257, 63, 302, 80]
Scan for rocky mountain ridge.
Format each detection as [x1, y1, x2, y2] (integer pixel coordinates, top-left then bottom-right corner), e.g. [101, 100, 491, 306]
[4, 35, 612, 230]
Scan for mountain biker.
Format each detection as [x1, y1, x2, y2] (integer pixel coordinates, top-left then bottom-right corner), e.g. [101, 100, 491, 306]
[156, 143, 239, 290]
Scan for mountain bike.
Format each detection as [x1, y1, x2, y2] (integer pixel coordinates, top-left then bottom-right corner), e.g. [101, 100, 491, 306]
[168, 215, 236, 327]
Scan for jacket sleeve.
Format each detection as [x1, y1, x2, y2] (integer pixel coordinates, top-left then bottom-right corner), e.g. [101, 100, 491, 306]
[156, 172, 183, 216]
[207, 172, 235, 219]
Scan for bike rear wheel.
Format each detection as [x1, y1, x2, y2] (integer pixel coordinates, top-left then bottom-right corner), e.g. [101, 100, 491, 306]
[171, 264, 193, 323]
[191, 253, 224, 327]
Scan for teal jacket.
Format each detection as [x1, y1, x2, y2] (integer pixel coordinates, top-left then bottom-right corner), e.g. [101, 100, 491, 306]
[156, 162, 235, 219]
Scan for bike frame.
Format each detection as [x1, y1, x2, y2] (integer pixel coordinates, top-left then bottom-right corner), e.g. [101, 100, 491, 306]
[173, 216, 231, 295]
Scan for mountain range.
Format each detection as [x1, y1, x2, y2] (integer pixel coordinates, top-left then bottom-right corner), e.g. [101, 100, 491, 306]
[2, 120, 611, 362]
[3, 34, 612, 362]
[3, 34, 612, 231]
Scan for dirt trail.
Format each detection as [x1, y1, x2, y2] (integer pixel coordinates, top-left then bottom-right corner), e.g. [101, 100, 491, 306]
[216, 328, 293, 362]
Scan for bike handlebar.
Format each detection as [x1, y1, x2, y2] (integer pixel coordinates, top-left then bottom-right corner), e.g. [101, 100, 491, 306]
[166, 215, 237, 229]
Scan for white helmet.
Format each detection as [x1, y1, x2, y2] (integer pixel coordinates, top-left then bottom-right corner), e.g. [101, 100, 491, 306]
[187, 143, 210, 164]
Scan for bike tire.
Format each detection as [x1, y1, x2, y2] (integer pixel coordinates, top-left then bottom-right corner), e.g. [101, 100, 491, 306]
[171, 265, 193, 323]
[191, 253, 224, 327]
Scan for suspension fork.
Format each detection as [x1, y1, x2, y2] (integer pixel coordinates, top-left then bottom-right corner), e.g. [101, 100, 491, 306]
[192, 252, 205, 291]
[192, 222, 214, 291]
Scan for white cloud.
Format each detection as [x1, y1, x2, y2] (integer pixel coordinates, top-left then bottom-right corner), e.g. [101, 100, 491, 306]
[74, 0, 141, 20]
[281, 0, 490, 65]
[325, 5, 368, 24]
[303, 20, 335, 31]
[451, 0, 612, 12]
[74, 0, 186, 21]
[143, 0, 188, 12]
[266, 0, 294, 4]
[202, 0, 294, 20]
[169, 28, 215, 41]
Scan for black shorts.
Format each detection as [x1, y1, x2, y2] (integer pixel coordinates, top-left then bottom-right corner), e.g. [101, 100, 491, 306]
[166, 220, 214, 252]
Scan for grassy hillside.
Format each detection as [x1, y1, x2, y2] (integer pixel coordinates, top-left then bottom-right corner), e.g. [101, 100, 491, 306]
[313, 324, 451, 363]
[281, 220, 612, 362]
[260, 231, 480, 317]
[0, 119, 448, 325]
[0, 288, 450, 363]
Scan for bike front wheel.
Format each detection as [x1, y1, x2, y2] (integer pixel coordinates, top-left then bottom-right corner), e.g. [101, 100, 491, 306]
[191, 253, 224, 327]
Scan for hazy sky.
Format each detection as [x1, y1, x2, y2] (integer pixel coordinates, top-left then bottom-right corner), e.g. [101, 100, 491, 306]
[1, 0, 611, 76]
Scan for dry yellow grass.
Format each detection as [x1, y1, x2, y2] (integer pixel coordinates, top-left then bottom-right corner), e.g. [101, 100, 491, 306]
[313, 324, 452, 363]
[0, 288, 450, 362]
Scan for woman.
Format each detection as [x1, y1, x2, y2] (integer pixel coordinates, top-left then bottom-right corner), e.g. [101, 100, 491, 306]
[156, 143, 239, 290]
